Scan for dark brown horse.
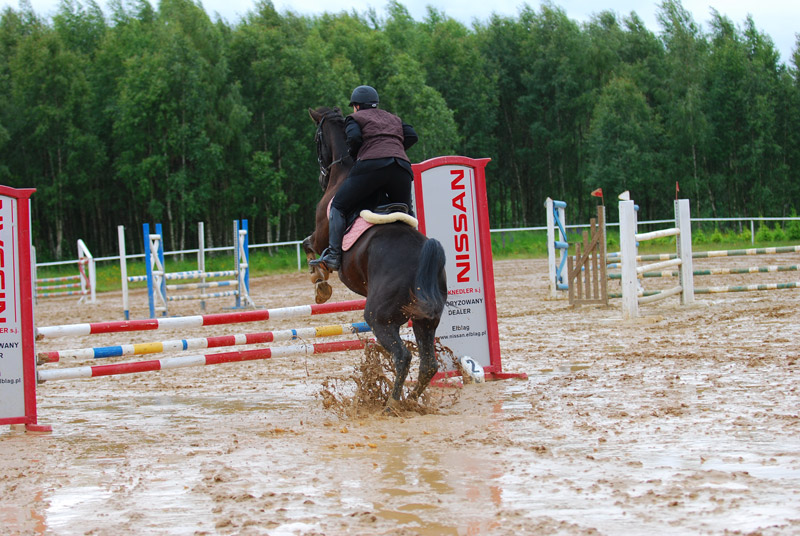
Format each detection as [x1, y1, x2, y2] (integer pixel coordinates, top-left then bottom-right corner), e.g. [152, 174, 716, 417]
[303, 106, 447, 407]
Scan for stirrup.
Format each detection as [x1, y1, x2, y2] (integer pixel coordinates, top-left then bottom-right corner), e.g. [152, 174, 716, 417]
[309, 248, 341, 271]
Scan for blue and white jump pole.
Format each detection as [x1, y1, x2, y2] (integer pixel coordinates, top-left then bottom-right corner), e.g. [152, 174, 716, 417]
[545, 198, 569, 299]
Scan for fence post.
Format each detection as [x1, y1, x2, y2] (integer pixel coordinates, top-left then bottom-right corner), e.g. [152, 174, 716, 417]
[675, 199, 694, 305]
[31, 246, 37, 305]
[233, 220, 241, 309]
[118, 225, 130, 320]
[77, 239, 96, 304]
[198, 222, 206, 311]
[619, 200, 638, 320]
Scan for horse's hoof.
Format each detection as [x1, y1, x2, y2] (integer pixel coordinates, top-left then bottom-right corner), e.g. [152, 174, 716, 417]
[315, 281, 332, 304]
[383, 399, 401, 416]
[409, 386, 427, 401]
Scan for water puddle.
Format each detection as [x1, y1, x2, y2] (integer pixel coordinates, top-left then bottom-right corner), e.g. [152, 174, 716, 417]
[0, 492, 47, 535]
[315, 440, 502, 534]
[47, 486, 115, 531]
[44, 459, 217, 535]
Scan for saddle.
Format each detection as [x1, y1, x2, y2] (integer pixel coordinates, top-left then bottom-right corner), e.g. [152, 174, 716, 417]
[374, 202, 410, 215]
[339, 202, 419, 252]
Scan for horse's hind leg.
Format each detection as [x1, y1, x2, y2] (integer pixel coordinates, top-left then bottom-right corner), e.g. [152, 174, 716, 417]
[370, 322, 412, 404]
[410, 319, 439, 400]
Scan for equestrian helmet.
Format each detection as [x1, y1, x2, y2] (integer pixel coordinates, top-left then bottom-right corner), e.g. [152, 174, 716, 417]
[349, 85, 379, 108]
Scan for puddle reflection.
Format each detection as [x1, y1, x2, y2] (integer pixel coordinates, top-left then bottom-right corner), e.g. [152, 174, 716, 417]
[1, 490, 47, 536]
[328, 439, 504, 535]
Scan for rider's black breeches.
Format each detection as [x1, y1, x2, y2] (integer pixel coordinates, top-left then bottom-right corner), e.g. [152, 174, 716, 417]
[331, 157, 413, 216]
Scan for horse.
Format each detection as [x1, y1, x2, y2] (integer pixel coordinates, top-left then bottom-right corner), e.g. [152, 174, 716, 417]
[302, 106, 448, 408]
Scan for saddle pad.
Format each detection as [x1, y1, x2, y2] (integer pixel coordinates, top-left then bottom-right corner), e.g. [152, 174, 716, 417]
[343, 210, 418, 251]
[343, 217, 374, 252]
[327, 200, 418, 252]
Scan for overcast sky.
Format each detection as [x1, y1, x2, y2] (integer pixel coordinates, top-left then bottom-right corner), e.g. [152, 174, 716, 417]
[2, 0, 797, 65]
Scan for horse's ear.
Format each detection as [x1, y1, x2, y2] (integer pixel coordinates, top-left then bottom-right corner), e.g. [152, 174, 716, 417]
[309, 108, 322, 124]
[333, 106, 341, 115]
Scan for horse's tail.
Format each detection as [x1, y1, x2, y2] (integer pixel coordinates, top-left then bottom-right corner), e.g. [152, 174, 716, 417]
[405, 238, 447, 320]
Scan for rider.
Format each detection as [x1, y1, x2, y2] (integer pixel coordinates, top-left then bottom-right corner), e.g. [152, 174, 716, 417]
[312, 85, 418, 271]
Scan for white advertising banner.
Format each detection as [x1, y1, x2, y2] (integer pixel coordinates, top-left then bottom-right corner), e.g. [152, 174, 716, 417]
[0, 185, 40, 429]
[415, 164, 491, 368]
[0, 194, 26, 420]
[411, 156, 514, 382]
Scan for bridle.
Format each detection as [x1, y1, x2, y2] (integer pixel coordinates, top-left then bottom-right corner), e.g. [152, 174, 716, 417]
[314, 112, 351, 189]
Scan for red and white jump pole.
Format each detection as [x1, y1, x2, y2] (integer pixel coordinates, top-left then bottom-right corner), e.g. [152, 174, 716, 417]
[39, 321, 372, 362]
[36, 299, 366, 339]
[37, 339, 369, 382]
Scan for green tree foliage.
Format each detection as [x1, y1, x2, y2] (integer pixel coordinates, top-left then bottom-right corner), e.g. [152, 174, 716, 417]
[586, 77, 663, 219]
[1, 0, 799, 260]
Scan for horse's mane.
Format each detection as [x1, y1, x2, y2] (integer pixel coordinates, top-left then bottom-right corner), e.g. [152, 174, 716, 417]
[314, 106, 345, 126]
[312, 106, 350, 192]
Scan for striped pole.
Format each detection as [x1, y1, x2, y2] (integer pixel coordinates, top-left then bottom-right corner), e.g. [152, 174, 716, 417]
[36, 283, 82, 291]
[164, 270, 238, 280]
[129, 272, 240, 286]
[610, 281, 800, 298]
[695, 282, 800, 294]
[39, 321, 372, 362]
[36, 298, 367, 339]
[36, 290, 89, 298]
[166, 280, 237, 291]
[37, 339, 368, 382]
[168, 291, 238, 302]
[692, 264, 799, 276]
[38, 275, 82, 283]
[694, 245, 800, 258]
[609, 264, 800, 279]
[608, 244, 800, 264]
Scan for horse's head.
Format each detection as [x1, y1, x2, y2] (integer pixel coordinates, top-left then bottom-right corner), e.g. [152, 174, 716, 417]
[308, 106, 351, 192]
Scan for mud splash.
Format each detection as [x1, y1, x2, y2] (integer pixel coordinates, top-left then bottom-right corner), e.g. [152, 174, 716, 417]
[318, 341, 461, 419]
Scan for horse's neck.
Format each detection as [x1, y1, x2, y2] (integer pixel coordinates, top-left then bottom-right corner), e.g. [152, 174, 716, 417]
[323, 125, 351, 198]
[327, 163, 352, 194]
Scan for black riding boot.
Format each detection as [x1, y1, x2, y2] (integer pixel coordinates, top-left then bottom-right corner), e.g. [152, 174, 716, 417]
[311, 207, 345, 271]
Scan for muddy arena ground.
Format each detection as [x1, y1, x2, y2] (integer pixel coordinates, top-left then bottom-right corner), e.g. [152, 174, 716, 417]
[1, 257, 799, 535]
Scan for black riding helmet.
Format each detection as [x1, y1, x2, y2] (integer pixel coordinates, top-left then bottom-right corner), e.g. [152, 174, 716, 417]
[349, 85, 379, 108]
